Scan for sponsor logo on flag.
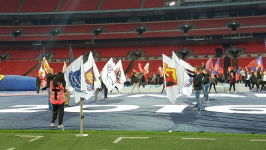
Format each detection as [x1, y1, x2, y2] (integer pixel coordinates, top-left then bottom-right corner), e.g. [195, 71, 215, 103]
[164, 63, 178, 87]
[85, 68, 94, 91]
[69, 67, 81, 92]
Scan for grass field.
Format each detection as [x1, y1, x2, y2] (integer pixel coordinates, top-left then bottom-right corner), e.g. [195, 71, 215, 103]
[1, 130, 266, 150]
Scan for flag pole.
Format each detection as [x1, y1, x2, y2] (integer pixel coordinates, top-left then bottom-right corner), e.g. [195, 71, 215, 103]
[75, 97, 88, 137]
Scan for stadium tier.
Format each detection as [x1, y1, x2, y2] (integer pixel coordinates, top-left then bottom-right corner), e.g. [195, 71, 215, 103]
[101, 0, 142, 10]
[0, 0, 20, 12]
[59, 0, 101, 11]
[0, 15, 266, 41]
[143, 0, 164, 8]
[0, 60, 38, 75]
[6, 49, 40, 60]
[20, 0, 60, 12]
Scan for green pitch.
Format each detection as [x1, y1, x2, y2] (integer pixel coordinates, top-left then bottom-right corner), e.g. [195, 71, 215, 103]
[1, 130, 266, 150]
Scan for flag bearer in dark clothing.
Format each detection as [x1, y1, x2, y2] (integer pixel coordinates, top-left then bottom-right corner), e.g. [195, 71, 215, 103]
[101, 79, 108, 100]
[188, 67, 204, 111]
[202, 69, 210, 101]
[36, 76, 41, 94]
[228, 72, 236, 93]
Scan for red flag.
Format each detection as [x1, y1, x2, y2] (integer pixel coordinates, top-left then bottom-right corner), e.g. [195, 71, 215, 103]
[247, 56, 263, 71]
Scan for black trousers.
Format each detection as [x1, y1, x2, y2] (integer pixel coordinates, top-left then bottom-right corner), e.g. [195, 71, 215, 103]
[104, 87, 108, 98]
[245, 80, 251, 89]
[209, 83, 216, 92]
[229, 83, 235, 92]
[51, 104, 65, 125]
[261, 81, 266, 92]
[256, 80, 262, 91]
[36, 85, 40, 93]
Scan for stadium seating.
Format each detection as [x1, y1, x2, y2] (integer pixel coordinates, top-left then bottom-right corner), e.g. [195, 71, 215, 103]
[144, 0, 164, 8]
[236, 42, 266, 54]
[59, 0, 100, 11]
[63, 25, 95, 34]
[0, 60, 38, 75]
[6, 49, 40, 59]
[0, 0, 20, 12]
[20, 0, 60, 12]
[52, 48, 92, 59]
[0, 15, 266, 41]
[101, 0, 141, 10]
[97, 47, 136, 58]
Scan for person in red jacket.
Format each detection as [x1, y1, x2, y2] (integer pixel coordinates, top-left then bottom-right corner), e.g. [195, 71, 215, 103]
[49, 72, 66, 129]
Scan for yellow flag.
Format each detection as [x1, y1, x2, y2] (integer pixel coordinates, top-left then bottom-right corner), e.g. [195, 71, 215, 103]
[42, 57, 51, 73]
[0, 75, 5, 80]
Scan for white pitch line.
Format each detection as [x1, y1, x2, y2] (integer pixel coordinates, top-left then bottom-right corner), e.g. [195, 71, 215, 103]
[250, 139, 266, 142]
[113, 137, 150, 144]
[16, 135, 44, 142]
[181, 138, 216, 141]
[6, 147, 15, 150]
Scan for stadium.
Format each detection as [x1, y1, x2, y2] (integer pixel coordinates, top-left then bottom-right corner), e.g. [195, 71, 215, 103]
[1, 0, 266, 149]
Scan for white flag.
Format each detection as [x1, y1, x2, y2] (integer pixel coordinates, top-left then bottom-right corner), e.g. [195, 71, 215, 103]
[64, 55, 86, 103]
[162, 54, 180, 104]
[172, 52, 193, 97]
[114, 60, 126, 90]
[101, 58, 116, 92]
[62, 61, 67, 72]
[172, 52, 184, 89]
[83, 52, 101, 100]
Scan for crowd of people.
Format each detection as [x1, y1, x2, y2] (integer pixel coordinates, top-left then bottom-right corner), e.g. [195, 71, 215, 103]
[35, 62, 265, 128]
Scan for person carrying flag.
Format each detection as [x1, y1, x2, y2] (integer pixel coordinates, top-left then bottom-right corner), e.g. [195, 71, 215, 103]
[260, 71, 266, 92]
[50, 72, 66, 130]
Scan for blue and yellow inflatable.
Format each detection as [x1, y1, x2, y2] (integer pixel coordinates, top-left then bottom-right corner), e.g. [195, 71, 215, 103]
[0, 75, 36, 91]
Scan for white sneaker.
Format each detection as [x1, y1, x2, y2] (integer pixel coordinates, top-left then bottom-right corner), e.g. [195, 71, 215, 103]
[50, 123, 55, 127]
[58, 124, 64, 129]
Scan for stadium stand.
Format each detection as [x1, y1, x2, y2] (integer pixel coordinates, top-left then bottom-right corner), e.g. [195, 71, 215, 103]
[0, 60, 38, 75]
[101, 0, 142, 10]
[20, 0, 61, 12]
[235, 42, 266, 54]
[97, 47, 136, 58]
[59, 0, 101, 11]
[6, 49, 40, 60]
[51, 48, 91, 59]
[143, 0, 164, 8]
[0, 15, 266, 41]
[0, 0, 20, 12]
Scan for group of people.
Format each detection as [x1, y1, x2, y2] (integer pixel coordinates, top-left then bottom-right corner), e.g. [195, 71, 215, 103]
[188, 65, 266, 111]
[35, 63, 266, 128]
